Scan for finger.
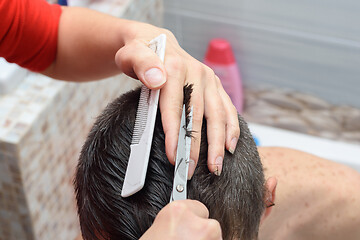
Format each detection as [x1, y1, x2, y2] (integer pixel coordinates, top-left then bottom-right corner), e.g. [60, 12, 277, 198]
[205, 219, 223, 240]
[187, 79, 204, 180]
[216, 77, 240, 154]
[204, 79, 226, 176]
[115, 40, 167, 89]
[159, 57, 186, 164]
[175, 200, 210, 219]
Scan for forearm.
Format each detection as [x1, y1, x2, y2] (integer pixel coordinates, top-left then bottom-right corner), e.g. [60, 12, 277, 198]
[43, 6, 240, 179]
[42, 6, 134, 81]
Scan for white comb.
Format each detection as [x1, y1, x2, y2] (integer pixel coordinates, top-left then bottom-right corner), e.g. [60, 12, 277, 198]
[121, 34, 166, 197]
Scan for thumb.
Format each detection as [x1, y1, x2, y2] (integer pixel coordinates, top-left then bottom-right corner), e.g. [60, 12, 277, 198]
[115, 40, 167, 89]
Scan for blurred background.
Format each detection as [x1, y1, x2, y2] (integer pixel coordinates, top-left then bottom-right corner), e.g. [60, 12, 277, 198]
[164, 0, 360, 108]
[0, 0, 359, 239]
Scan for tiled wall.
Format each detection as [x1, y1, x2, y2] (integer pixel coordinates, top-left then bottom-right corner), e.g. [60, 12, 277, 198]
[0, 0, 162, 239]
[0, 74, 141, 240]
[163, 0, 360, 108]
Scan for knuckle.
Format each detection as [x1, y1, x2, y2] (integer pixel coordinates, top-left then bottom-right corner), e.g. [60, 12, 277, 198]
[230, 103, 238, 115]
[162, 28, 175, 38]
[212, 104, 226, 122]
[215, 79, 222, 88]
[192, 61, 208, 76]
[192, 112, 204, 127]
[157, 201, 187, 222]
[166, 57, 185, 74]
[115, 46, 128, 63]
[204, 65, 215, 76]
[214, 74, 221, 83]
[227, 105, 239, 122]
[207, 71, 218, 83]
[160, 100, 182, 116]
[204, 219, 222, 235]
[154, 202, 186, 227]
[227, 122, 240, 140]
[168, 201, 188, 215]
[233, 123, 240, 137]
[205, 95, 220, 110]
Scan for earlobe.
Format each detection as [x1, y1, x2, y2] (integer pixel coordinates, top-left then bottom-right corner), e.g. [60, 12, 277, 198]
[260, 177, 277, 224]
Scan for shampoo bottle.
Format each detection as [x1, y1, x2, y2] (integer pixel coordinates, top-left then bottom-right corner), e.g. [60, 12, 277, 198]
[204, 39, 243, 113]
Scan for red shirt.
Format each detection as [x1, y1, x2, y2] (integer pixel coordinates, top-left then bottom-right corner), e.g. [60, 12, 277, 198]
[0, 0, 62, 72]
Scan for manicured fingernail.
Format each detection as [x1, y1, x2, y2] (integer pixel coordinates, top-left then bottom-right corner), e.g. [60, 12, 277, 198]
[229, 137, 238, 154]
[214, 156, 223, 176]
[187, 159, 196, 180]
[144, 68, 165, 88]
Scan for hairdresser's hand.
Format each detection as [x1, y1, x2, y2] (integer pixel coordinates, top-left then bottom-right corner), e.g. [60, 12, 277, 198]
[115, 22, 240, 178]
[140, 200, 222, 240]
[44, 7, 238, 177]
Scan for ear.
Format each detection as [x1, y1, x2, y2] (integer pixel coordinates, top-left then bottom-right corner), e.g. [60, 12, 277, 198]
[260, 177, 277, 224]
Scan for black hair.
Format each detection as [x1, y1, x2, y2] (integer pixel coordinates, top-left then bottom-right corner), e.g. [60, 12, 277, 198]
[75, 85, 265, 240]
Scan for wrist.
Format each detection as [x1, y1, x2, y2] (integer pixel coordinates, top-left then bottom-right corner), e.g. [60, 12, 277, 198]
[116, 19, 151, 44]
[118, 20, 165, 45]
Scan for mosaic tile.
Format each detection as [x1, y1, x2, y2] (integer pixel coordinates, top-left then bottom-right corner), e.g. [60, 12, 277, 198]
[0, 0, 161, 239]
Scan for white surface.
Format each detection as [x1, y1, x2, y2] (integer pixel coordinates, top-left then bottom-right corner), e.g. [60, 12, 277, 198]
[121, 34, 166, 197]
[0, 58, 27, 95]
[164, 0, 360, 108]
[249, 123, 360, 172]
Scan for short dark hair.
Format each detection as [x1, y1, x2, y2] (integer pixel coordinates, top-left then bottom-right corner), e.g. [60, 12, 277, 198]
[74, 85, 266, 240]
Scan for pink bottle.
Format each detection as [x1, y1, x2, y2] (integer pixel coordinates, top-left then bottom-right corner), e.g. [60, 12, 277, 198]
[204, 39, 243, 113]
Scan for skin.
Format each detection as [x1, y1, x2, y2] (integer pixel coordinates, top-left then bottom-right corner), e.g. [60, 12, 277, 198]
[259, 147, 360, 240]
[41, 6, 240, 178]
[75, 147, 360, 239]
[34, 5, 238, 239]
[140, 200, 222, 240]
[74, 200, 223, 240]
[13, 3, 360, 240]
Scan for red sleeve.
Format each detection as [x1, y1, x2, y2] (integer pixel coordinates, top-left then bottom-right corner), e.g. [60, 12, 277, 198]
[0, 0, 62, 72]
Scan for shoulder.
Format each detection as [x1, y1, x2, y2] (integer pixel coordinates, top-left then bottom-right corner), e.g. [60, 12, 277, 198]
[0, 0, 62, 71]
[259, 147, 360, 240]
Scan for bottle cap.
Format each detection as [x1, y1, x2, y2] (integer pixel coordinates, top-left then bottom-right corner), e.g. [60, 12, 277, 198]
[204, 39, 236, 64]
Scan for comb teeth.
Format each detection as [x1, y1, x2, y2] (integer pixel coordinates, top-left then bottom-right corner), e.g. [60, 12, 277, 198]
[132, 86, 150, 145]
[122, 34, 166, 198]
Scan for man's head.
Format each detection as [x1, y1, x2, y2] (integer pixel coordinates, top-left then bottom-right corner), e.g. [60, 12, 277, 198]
[75, 85, 276, 240]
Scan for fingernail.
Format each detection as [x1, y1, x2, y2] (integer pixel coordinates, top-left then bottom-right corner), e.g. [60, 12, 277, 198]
[187, 159, 196, 180]
[171, 148, 177, 165]
[144, 68, 165, 88]
[229, 137, 238, 154]
[214, 156, 223, 176]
